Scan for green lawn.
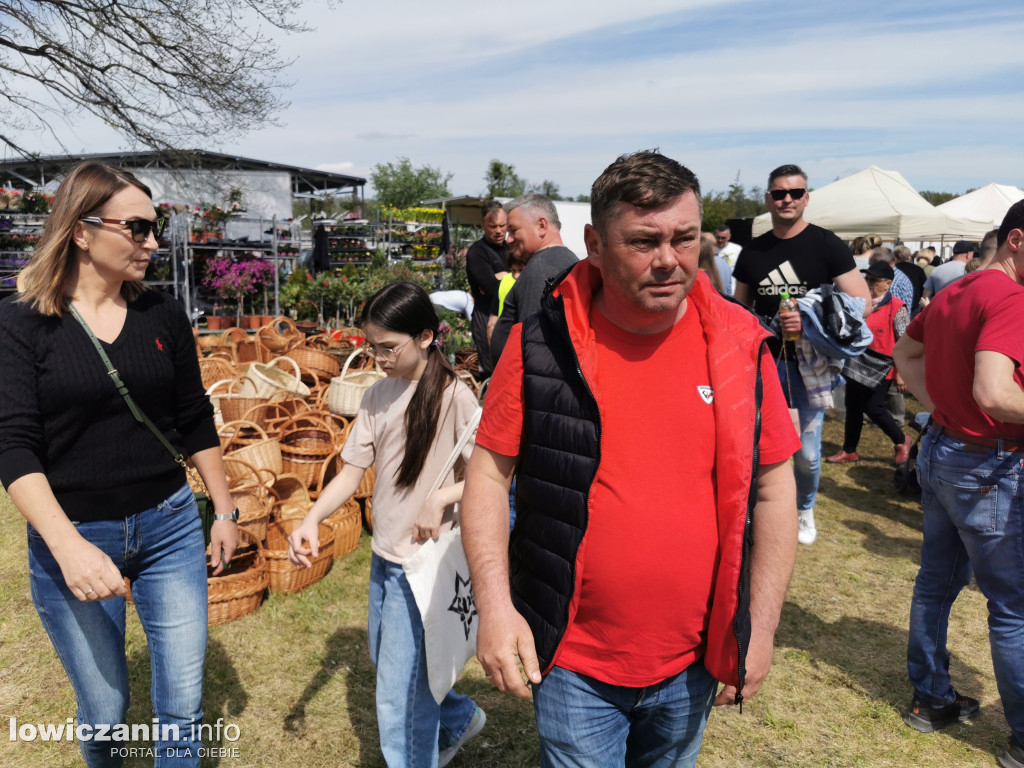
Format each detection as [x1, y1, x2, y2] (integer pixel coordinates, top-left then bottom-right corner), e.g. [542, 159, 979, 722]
[0, 415, 1010, 767]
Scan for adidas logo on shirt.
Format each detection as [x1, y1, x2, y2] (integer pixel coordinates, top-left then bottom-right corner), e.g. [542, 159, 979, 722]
[756, 260, 806, 297]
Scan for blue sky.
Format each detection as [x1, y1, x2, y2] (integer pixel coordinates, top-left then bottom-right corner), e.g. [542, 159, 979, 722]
[15, 0, 1024, 199]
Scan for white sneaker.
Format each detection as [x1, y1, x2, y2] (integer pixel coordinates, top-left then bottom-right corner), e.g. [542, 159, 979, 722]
[798, 509, 817, 545]
[438, 707, 486, 767]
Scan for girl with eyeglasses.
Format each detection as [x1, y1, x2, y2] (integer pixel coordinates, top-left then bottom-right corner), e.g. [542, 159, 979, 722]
[288, 280, 485, 767]
[0, 160, 237, 767]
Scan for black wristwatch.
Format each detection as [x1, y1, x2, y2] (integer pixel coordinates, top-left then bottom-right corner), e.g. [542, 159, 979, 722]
[214, 508, 240, 522]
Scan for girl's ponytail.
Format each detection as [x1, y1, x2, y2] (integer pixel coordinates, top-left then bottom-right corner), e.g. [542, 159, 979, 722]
[360, 281, 458, 488]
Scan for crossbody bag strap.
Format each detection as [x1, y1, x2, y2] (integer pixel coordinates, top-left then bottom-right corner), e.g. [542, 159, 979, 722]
[67, 303, 209, 494]
[426, 405, 483, 498]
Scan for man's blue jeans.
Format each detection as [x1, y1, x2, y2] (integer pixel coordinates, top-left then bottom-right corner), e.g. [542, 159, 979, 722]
[367, 554, 477, 767]
[908, 427, 1024, 744]
[778, 358, 824, 511]
[532, 662, 717, 768]
[27, 483, 208, 768]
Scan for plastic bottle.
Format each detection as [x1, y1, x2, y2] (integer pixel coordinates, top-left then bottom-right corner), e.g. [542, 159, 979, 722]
[778, 291, 801, 342]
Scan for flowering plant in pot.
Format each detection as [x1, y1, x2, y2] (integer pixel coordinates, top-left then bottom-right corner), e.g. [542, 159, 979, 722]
[202, 254, 275, 326]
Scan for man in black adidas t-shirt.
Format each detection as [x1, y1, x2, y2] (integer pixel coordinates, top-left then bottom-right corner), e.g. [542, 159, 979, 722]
[734, 164, 870, 547]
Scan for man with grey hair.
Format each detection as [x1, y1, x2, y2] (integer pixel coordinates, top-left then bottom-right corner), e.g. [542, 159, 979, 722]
[489, 193, 578, 366]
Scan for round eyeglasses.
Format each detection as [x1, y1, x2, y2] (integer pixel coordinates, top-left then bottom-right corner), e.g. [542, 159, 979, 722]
[366, 336, 415, 362]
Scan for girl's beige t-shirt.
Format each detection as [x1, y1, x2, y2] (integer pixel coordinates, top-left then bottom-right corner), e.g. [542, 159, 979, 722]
[341, 376, 479, 563]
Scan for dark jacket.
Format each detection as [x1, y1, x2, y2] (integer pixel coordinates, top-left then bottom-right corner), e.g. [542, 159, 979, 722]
[510, 261, 771, 697]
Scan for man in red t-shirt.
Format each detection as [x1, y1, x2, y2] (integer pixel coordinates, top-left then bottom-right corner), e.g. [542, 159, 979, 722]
[893, 200, 1024, 768]
[462, 151, 800, 768]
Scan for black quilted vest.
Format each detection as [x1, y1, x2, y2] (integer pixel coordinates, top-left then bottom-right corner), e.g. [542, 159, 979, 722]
[509, 288, 600, 672]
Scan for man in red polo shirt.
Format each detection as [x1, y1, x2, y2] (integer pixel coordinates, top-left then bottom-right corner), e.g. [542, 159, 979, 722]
[893, 200, 1024, 768]
[461, 151, 800, 768]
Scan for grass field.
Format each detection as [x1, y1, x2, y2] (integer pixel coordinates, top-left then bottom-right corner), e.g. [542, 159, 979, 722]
[0, 415, 1011, 767]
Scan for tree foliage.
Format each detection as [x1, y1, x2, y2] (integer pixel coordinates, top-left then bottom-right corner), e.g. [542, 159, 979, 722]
[0, 0, 326, 155]
[700, 172, 768, 232]
[919, 190, 959, 206]
[528, 179, 563, 201]
[484, 159, 525, 198]
[370, 157, 452, 209]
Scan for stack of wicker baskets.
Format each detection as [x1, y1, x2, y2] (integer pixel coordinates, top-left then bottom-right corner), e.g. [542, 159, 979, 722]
[195, 316, 384, 625]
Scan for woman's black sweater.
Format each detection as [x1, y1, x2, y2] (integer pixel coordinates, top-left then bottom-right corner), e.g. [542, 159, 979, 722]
[0, 291, 219, 521]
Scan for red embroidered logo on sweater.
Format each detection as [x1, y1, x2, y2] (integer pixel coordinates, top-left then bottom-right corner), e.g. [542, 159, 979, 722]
[155, 338, 164, 351]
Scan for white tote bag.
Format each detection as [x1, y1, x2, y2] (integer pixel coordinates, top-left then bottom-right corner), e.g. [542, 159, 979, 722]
[402, 406, 482, 704]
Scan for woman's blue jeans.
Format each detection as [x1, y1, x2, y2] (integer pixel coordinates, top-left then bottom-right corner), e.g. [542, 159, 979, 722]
[27, 483, 208, 767]
[908, 427, 1024, 744]
[532, 662, 717, 768]
[368, 553, 477, 767]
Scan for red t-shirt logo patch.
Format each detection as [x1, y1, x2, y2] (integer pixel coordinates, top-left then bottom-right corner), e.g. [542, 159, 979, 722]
[155, 338, 164, 351]
[697, 385, 713, 404]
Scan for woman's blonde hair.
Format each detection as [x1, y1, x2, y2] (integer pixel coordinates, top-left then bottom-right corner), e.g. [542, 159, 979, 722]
[18, 161, 153, 315]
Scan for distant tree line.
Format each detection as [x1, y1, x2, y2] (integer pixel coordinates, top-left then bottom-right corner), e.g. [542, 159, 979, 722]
[303, 159, 971, 232]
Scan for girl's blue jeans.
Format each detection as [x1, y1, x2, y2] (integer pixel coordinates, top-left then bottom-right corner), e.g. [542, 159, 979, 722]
[368, 553, 477, 767]
[27, 483, 208, 767]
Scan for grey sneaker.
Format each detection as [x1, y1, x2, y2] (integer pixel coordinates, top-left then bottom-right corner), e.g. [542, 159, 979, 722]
[797, 509, 817, 545]
[438, 707, 486, 767]
[998, 738, 1024, 768]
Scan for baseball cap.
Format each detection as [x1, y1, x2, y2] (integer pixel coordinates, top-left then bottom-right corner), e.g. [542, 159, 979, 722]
[952, 240, 975, 255]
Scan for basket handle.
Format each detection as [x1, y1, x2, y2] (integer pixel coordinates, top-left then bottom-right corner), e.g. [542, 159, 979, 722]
[341, 346, 374, 377]
[241, 402, 292, 426]
[206, 378, 236, 397]
[220, 327, 249, 344]
[314, 448, 345, 497]
[264, 355, 302, 382]
[218, 419, 270, 452]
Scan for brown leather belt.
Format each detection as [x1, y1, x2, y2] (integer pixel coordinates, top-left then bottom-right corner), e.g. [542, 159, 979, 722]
[937, 425, 1024, 453]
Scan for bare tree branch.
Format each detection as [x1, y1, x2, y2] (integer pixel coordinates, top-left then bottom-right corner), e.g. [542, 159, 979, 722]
[0, 0, 331, 155]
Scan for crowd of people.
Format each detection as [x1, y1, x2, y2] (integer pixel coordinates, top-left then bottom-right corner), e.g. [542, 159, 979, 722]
[2, 153, 1022, 768]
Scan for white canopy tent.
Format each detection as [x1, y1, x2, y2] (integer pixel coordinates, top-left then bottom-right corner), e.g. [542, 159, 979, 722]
[936, 183, 1024, 230]
[751, 166, 991, 241]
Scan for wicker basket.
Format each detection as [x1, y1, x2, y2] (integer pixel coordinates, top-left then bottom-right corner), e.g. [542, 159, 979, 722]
[229, 477, 271, 542]
[199, 356, 237, 391]
[314, 390, 352, 447]
[354, 462, 375, 500]
[267, 391, 311, 416]
[207, 377, 263, 425]
[264, 518, 334, 593]
[221, 456, 277, 493]
[218, 327, 267, 365]
[257, 317, 304, 354]
[278, 414, 336, 487]
[221, 421, 283, 477]
[207, 528, 268, 625]
[326, 499, 362, 559]
[311, 449, 343, 501]
[362, 497, 373, 533]
[284, 344, 341, 382]
[327, 348, 385, 417]
[292, 300, 323, 335]
[248, 356, 311, 399]
[240, 402, 293, 437]
[271, 473, 313, 509]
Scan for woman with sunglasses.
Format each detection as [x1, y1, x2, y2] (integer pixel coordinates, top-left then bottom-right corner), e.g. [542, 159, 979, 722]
[0, 161, 237, 767]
